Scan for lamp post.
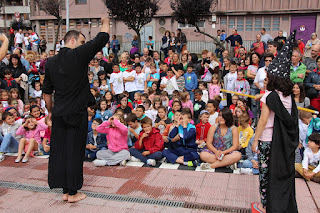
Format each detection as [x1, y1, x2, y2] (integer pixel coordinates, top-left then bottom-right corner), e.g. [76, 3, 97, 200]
[66, 0, 69, 32]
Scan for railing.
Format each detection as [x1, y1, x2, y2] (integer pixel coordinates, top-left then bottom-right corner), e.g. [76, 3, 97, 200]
[121, 40, 255, 54]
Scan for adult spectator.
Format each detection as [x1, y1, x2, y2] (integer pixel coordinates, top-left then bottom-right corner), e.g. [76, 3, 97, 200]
[247, 52, 261, 126]
[29, 30, 39, 53]
[39, 36, 47, 54]
[274, 30, 286, 50]
[213, 30, 224, 57]
[176, 29, 187, 54]
[199, 52, 220, 83]
[305, 33, 320, 58]
[102, 42, 110, 58]
[290, 50, 306, 83]
[153, 51, 160, 69]
[161, 31, 170, 59]
[110, 35, 120, 56]
[305, 56, 320, 110]
[293, 82, 310, 108]
[260, 28, 273, 44]
[14, 29, 24, 48]
[169, 32, 177, 52]
[199, 108, 241, 170]
[254, 53, 274, 92]
[7, 54, 27, 99]
[169, 53, 183, 71]
[131, 35, 139, 49]
[220, 57, 231, 79]
[220, 50, 229, 65]
[225, 29, 242, 58]
[96, 51, 110, 73]
[303, 44, 320, 74]
[146, 36, 154, 56]
[250, 34, 267, 56]
[233, 39, 243, 59]
[12, 48, 30, 72]
[140, 48, 150, 66]
[298, 39, 305, 56]
[259, 41, 278, 68]
[234, 46, 246, 64]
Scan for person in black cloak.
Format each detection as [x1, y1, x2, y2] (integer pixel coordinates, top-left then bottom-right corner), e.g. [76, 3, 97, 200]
[42, 18, 110, 203]
[251, 30, 299, 213]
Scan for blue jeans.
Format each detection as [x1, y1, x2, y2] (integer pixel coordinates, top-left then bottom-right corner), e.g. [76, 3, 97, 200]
[177, 44, 184, 54]
[250, 86, 260, 123]
[0, 134, 19, 153]
[187, 90, 195, 104]
[85, 147, 107, 160]
[129, 148, 163, 164]
[242, 159, 259, 174]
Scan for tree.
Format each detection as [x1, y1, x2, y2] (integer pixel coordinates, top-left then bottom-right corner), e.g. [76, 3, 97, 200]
[103, 0, 159, 51]
[34, 0, 63, 46]
[170, 0, 218, 40]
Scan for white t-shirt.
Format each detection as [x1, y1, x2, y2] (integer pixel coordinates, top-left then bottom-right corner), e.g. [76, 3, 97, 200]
[15, 33, 24, 44]
[110, 72, 124, 95]
[24, 36, 29, 46]
[144, 66, 151, 76]
[135, 72, 146, 91]
[100, 85, 109, 91]
[123, 70, 137, 92]
[302, 148, 320, 174]
[225, 72, 237, 91]
[160, 76, 179, 95]
[30, 33, 39, 45]
[209, 112, 218, 125]
[254, 67, 267, 88]
[33, 90, 42, 98]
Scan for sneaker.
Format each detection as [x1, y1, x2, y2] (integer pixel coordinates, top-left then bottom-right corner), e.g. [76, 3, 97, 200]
[0, 154, 5, 162]
[146, 159, 156, 167]
[22, 157, 28, 163]
[15, 157, 22, 163]
[130, 156, 141, 162]
[240, 168, 253, 175]
[186, 160, 198, 167]
[228, 163, 237, 170]
[200, 163, 211, 170]
[120, 160, 127, 166]
[93, 159, 107, 167]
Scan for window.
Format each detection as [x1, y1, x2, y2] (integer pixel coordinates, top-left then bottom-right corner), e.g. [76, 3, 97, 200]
[228, 17, 235, 29]
[264, 17, 271, 31]
[246, 17, 253, 31]
[76, 19, 82, 28]
[237, 17, 244, 32]
[254, 17, 262, 31]
[76, 0, 87, 4]
[273, 17, 280, 31]
[178, 21, 204, 28]
[220, 16, 227, 25]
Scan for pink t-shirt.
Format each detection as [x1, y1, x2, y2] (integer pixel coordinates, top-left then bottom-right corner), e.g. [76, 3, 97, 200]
[208, 84, 221, 100]
[259, 90, 292, 141]
[182, 100, 194, 115]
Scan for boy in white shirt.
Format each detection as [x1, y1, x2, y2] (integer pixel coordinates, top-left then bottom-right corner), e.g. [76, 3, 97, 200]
[295, 133, 320, 183]
[134, 63, 147, 94]
[223, 61, 238, 106]
[160, 69, 178, 98]
[110, 64, 124, 101]
[123, 61, 137, 101]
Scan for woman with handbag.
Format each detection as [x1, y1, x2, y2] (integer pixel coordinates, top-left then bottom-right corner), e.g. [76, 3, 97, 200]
[161, 31, 170, 59]
[305, 56, 320, 111]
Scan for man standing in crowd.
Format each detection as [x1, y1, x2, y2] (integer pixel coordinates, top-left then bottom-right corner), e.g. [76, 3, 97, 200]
[304, 44, 320, 74]
[225, 28, 242, 58]
[14, 29, 24, 48]
[274, 30, 286, 50]
[250, 34, 267, 56]
[43, 18, 110, 203]
[261, 28, 273, 44]
[29, 29, 39, 53]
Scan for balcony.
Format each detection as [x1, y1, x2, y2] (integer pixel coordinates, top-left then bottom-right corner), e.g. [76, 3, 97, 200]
[3, 6, 30, 14]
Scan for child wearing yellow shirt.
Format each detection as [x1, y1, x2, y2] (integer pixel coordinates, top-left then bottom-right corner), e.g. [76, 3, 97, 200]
[238, 113, 254, 157]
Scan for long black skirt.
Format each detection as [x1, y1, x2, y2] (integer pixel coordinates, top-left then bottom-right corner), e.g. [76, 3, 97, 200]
[48, 110, 88, 191]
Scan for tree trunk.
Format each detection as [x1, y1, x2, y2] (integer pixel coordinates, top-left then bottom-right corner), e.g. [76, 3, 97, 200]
[54, 17, 62, 51]
[136, 30, 141, 53]
[195, 26, 216, 40]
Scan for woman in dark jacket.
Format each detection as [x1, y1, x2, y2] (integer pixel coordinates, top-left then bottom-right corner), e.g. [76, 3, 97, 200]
[161, 31, 171, 59]
[7, 54, 27, 100]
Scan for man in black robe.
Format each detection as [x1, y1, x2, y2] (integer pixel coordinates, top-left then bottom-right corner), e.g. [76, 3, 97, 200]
[43, 18, 110, 203]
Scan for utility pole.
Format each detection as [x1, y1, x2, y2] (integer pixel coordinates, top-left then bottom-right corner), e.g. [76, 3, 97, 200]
[66, 0, 69, 32]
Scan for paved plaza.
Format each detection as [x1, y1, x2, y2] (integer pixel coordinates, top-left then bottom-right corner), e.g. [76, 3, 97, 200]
[0, 156, 319, 212]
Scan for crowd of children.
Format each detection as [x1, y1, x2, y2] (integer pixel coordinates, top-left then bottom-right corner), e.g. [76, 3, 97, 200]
[0, 44, 319, 184]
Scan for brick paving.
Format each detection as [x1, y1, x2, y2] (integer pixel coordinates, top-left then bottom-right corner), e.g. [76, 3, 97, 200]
[0, 157, 319, 212]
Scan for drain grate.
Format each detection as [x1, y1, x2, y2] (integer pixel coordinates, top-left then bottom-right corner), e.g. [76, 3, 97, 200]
[0, 181, 250, 212]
